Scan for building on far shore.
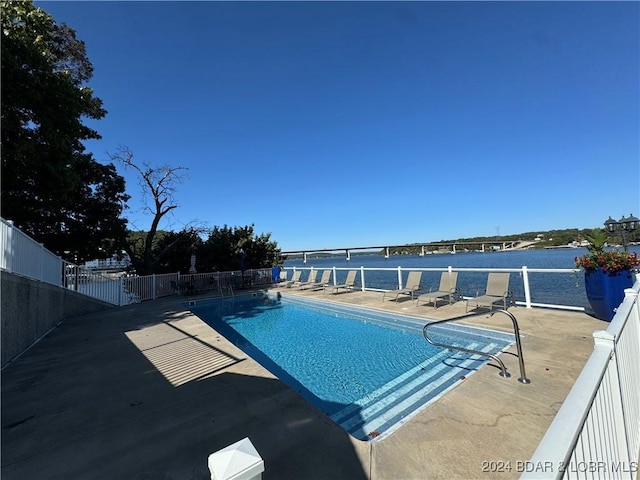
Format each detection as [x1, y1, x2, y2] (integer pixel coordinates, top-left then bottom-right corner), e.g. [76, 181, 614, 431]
[83, 252, 131, 271]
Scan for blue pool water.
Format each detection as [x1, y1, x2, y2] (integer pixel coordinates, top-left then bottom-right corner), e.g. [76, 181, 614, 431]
[189, 293, 514, 441]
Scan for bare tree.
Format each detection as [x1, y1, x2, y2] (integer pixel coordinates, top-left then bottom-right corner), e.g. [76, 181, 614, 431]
[108, 146, 192, 274]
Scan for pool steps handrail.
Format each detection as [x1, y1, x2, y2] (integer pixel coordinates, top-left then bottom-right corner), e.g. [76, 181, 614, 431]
[423, 309, 531, 384]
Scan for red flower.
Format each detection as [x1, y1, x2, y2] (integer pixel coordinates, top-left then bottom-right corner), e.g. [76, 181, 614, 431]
[575, 249, 639, 274]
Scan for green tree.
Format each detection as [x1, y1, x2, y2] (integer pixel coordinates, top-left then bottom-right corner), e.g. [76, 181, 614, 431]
[1, 1, 129, 261]
[150, 229, 203, 274]
[200, 225, 281, 272]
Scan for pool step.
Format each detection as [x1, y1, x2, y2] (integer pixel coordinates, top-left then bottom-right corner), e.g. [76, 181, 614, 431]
[330, 342, 501, 441]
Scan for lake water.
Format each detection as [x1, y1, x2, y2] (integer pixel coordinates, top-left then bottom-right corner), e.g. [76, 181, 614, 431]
[283, 246, 640, 309]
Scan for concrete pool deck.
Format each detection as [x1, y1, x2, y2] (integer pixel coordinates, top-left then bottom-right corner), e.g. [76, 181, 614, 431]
[1, 287, 606, 479]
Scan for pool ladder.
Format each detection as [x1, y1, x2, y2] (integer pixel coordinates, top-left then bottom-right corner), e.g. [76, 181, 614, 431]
[423, 309, 531, 384]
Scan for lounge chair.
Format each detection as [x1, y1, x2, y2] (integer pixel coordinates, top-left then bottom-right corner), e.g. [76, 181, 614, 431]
[281, 270, 301, 288]
[382, 271, 422, 302]
[466, 273, 512, 312]
[194, 276, 210, 293]
[302, 269, 332, 291]
[325, 270, 357, 294]
[273, 270, 288, 286]
[294, 269, 318, 289]
[415, 272, 459, 308]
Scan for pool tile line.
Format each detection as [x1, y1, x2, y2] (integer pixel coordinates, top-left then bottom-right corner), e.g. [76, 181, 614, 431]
[281, 294, 515, 343]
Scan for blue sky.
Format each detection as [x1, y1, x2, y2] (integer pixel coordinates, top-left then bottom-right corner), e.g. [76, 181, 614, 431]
[38, 1, 639, 251]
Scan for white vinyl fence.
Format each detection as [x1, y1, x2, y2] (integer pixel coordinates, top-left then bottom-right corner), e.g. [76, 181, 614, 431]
[287, 265, 585, 311]
[522, 277, 640, 480]
[1, 218, 62, 286]
[2, 217, 274, 306]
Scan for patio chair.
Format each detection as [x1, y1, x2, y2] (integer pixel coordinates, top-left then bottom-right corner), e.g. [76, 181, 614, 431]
[465, 273, 512, 312]
[280, 270, 301, 288]
[325, 270, 357, 294]
[415, 272, 459, 308]
[294, 269, 318, 289]
[277, 271, 288, 284]
[383, 271, 422, 302]
[172, 279, 191, 295]
[194, 276, 209, 294]
[302, 269, 332, 291]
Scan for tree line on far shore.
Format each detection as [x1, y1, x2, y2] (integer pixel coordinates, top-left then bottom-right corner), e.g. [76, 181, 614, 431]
[383, 227, 637, 256]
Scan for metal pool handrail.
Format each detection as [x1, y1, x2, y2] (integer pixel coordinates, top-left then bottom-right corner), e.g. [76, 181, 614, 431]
[423, 309, 531, 384]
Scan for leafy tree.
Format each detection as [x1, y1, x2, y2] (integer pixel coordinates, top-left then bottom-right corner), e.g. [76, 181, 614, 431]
[151, 229, 203, 274]
[1, 1, 129, 262]
[200, 225, 282, 272]
[127, 224, 282, 274]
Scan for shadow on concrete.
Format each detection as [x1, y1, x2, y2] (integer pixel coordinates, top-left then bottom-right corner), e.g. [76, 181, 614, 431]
[1, 298, 368, 480]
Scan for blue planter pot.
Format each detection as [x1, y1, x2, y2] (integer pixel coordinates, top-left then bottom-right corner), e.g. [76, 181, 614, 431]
[584, 268, 634, 321]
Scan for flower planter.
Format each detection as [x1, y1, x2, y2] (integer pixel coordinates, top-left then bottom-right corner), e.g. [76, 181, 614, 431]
[584, 268, 634, 321]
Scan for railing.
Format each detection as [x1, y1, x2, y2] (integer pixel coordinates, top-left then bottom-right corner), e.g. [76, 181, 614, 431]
[423, 309, 531, 384]
[0, 217, 586, 311]
[63, 262, 132, 305]
[286, 266, 585, 311]
[522, 278, 640, 480]
[1, 216, 275, 306]
[121, 272, 178, 303]
[60, 269, 274, 305]
[1, 218, 63, 286]
[176, 270, 272, 294]
[116, 269, 272, 305]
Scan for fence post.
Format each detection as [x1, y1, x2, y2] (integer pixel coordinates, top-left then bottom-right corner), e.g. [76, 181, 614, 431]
[8, 219, 15, 273]
[152, 274, 157, 300]
[522, 266, 532, 308]
[332, 266, 337, 286]
[397, 267, 403, 290]
[208, 437, 264, 480]
[40, 243, 45, 282]
[119, 276, 124, 306]
[360, 266, 365, 291]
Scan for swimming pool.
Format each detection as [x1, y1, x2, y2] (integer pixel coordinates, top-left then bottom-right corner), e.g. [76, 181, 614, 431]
[189, 293, 514, 441]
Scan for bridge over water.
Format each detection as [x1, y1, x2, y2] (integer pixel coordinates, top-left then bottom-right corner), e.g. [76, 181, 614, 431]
[282, 240, 539, 263]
